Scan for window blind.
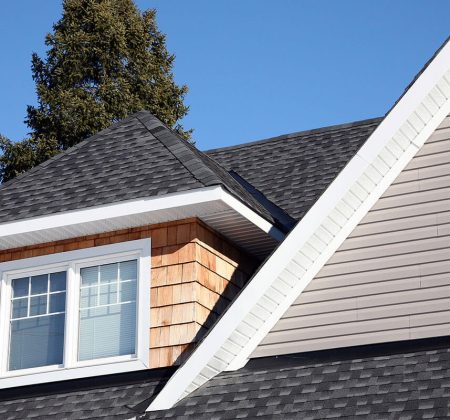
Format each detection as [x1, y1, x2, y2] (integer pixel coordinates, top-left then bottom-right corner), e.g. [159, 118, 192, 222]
[78, 260, 137, 361]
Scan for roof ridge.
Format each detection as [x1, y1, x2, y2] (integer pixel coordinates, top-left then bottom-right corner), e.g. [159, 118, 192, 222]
[134, 111, 218, 188]
[205, 116, 383, 154]
[135, 111, 290, 230]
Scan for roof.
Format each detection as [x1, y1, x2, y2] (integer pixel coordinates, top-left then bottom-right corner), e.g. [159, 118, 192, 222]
[207, 117, 382, 220]
[144, 337, 450, 419]
[0, 110, 382, 231]
[0, 367, 174, 420]
[1, 337, 449, 419]
[0, 111, 289, 231]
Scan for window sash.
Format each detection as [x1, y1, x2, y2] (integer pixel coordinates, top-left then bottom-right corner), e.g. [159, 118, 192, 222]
[0, 240, 150, 385]
[8, 271, 68, 371]
[78, 260, 137, 361]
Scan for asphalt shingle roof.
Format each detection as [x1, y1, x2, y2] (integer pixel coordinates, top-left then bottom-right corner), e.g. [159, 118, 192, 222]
[145, 337, 450, 420]
[0, 111, 381, 230]
[207, 117, 382, 220]
[2, 337, 449, 419]
[0, 111, 285, 229]
[0, 367, 174, 420]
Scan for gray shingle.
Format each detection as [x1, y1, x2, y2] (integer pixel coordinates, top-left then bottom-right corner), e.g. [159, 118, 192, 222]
[0, 111, 287, 229]
[207, 117, 382, 220]
[0, 316, 448, 419]
[0, 368, 174, 420]
[144, 337, 450, 419]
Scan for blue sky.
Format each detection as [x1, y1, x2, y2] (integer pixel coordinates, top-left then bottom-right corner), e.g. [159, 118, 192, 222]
[0, 1, 449, 150]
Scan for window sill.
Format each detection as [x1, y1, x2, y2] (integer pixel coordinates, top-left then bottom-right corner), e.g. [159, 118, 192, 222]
[0, 357, 149, 388]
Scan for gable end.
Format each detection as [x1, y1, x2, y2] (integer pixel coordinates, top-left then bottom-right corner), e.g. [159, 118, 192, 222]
[254, 113, 450, 357]
[146, 40, 450, 412]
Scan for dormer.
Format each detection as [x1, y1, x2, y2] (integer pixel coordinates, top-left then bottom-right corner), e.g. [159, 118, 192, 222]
[0, 112, 291, 388]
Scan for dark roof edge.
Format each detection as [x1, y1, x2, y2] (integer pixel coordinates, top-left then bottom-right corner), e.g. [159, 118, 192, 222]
[387, 35, 450, 115]
[0, 365, 176, 403]
[205, 116, 383, 154]
[243, 335, 450, 373]
[136, 111, 291, 231]
[229, 170, 296, 230]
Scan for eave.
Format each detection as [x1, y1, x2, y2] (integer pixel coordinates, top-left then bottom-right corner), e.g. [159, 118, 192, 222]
[0, 185, 284, 259]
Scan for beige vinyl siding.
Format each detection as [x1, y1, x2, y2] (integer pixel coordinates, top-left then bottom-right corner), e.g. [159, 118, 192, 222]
[253, 114, 450, 358]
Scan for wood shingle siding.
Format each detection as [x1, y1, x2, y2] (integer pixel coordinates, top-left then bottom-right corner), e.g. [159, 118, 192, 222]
[0, 218, 256, 369]
[253, 115, 450, 358]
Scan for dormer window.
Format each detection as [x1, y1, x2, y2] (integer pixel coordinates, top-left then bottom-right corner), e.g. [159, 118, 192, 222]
[0, 240, 150, 388]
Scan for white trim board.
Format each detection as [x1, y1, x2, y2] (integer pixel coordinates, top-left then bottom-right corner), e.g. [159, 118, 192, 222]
[146, 40, 450, 411]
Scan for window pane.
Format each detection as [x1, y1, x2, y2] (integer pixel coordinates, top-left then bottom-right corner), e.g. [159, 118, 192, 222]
[120, 280, 136, 303]
[9, 272, 67, 371]
[79, 303, 136, 361]
[9, 315, 65, 371]
[31, 274, 48, 295]
[30, 295, 47, 316]
[120, 261, 137, 281]
[80, 286, 97, 309]
[100, 263, 117, 284]
[50, 272, 66, 292]
[12, 298, 28, 319]
[49, 293, 66, 313]
[78, 260, 137, 361]
[80, 266, 98, 287]
[12, 278, 29, 298]
[99, 283, 117, 306]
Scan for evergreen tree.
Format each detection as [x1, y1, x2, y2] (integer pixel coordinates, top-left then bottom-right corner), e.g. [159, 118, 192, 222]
[0, 0, 190, 182]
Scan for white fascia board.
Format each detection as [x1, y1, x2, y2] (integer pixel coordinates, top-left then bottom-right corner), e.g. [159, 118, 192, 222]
[219, 189, 285, 241]
[226, 82, 450, 371]
[146, 41, 450, 411]
[228, 98, 450, 370]
[145, 163, 372, 411]
[0, 185, 282, 245]
[0, 186, 223, 237]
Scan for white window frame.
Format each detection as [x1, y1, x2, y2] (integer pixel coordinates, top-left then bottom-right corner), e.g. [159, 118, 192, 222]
[0, 239, 150, 388]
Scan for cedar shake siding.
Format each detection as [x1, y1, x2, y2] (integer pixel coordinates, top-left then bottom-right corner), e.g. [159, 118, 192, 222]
[0, 218, 257, 369]
[254, 114, 450, 358]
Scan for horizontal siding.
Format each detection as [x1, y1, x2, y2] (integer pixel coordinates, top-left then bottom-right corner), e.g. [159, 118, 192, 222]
[253, 114, 450, 358]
